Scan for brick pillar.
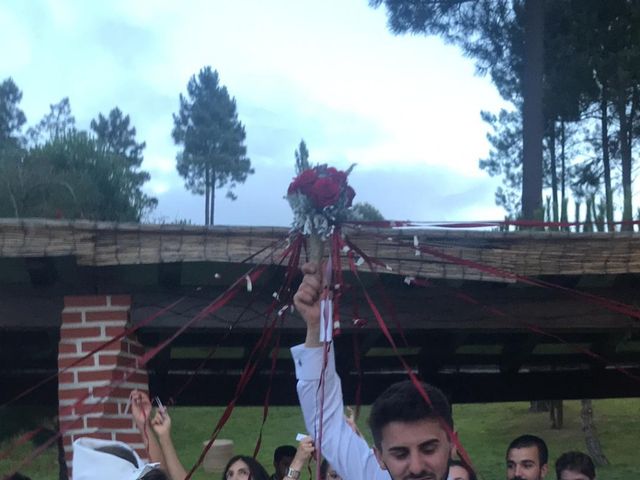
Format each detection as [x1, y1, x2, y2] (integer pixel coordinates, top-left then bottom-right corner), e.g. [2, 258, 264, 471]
[58, 294, 149, 474]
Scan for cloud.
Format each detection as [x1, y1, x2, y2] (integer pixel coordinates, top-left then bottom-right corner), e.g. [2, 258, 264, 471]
[2, 0, 508, 226]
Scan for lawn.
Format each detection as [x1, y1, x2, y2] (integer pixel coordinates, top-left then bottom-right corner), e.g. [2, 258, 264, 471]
[2, 399, 638, 479]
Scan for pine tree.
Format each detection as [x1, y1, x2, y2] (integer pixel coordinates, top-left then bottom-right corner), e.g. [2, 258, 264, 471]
[172, 67, 253, 225]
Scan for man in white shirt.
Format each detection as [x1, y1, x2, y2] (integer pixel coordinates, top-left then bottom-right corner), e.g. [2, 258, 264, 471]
[291, 262, 455, 480]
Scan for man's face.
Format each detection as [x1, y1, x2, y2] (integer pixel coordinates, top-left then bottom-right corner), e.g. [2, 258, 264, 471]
[559, 470, 591, 480]
[373, 418, 452, 480]
[506, 446, 548, 480]
[274, 456, 293, 480]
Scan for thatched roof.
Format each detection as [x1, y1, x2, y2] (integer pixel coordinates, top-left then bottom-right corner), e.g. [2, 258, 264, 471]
[1, 218, 640, 282]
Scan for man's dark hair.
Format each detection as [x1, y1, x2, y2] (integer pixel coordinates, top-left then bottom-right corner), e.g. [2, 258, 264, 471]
[368, 380, 453, 449]
[95, 445, 139, 467]
[555, 451, 595, 480]
[449, 459, 477, 480]
[7, 474, 32, 480]
[223, 455, 270, 480]
[506, 434, 549, 466]
[273, 445, 296, 463]
[320, 459, 329, 479]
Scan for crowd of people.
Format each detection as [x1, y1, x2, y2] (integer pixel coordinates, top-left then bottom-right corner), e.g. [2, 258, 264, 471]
[30, 261, 600, 480]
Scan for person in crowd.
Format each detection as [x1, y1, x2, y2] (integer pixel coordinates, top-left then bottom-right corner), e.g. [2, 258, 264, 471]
[320, 459, 344, 480]
[554, 451, 596, 480]
[271, 445, 297, 480]
[292, 261, 457, 480]
[448, 459, 477, 480]
[223, 455, 270, 480]
[72, 436, 167, 480]
[131, 390, 272, 480]
[506, 434, 548, 480]
[281, 436, 316, 480]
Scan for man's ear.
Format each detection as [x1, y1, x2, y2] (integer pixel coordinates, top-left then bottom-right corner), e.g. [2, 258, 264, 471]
[373, 447, 387, 470]
[540, 463, 548, 478]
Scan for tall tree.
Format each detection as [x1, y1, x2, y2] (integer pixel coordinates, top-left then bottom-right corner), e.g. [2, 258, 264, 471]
[28, 97, 76, 145]
[90, 107, 145, 165]
[295, 139, 310, 174]
[370, 0, 545, 220]
[172, 67, 253, 225]
[0, 77, 26, 148]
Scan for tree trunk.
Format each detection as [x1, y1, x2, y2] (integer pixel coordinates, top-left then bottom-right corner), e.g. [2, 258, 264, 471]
[601, 87, 614, 230]
[209, 169, 216, 226]
[616, 97, 633, 230]
[204, 167, 210, 226]
[560, 121, 567, 227]
[549, 399, 563, 429]
[549, 121, 559, 223]
[521, 0, 545, 221]
[580, 399, 609, 466]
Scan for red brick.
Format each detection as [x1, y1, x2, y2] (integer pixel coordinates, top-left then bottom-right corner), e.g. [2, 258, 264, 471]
[81, 340, 123, 354]
[85, 310, 128, 322]
[105, 326, 126, 337]
[59, 417, 84, 430]
[58, 371, 75, 383]
[58, 355, 96, 369]
[73, 431, 113, 442]
[77, 370, 116, 383]
[92, 386, 132, 400]
[126, 342, 145, 356]
[59, 388, 90, 401]
[59, 343, 78, 355]
[61, 327, 102, 339]
[87, 417, 134, 430]
[99, 354, 136, 368]
[122, 371, 148, 386]
[65, 296, 108, 308]
[114, 432, 145, 444]
[72, 401, 107, 417]
[62, 312, 82, 324]
[110, 295, 132, 307]
[102, 402, 120, 415]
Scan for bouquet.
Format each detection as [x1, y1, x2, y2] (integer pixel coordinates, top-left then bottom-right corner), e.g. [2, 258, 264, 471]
[286, 164, 355, 238]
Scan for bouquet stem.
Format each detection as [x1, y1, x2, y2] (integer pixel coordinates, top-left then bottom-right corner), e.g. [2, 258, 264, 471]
[309, 232, 325, 266]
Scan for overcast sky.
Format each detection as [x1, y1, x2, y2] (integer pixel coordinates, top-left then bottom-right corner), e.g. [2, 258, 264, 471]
[1, 0, 509, 226]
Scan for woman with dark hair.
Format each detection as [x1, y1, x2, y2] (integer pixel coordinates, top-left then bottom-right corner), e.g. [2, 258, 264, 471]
[223, 455, 270, 480]
[448, 459, 477, 480]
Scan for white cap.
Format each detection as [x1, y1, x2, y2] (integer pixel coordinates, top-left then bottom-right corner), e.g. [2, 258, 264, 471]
[72, 437, 160, 480]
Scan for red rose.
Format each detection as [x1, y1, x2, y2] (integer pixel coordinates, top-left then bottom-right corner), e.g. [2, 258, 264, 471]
[344, 185, 356, 207]
[325, 167, 347, 186]
[309, 177, 342, 208]
[287, 169, 318, 196]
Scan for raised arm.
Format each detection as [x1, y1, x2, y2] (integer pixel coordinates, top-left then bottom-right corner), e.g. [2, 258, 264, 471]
[151, 408, 188, 480]
[292, 262, 387, 480]
[130, 390, 165, 466]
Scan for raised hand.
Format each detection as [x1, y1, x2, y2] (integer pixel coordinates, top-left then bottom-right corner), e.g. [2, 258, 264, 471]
[151, 406, 172, 439]
[293, 262, 324, 346]
[130, 390, 152, 430]
[290, 436, 316, 470]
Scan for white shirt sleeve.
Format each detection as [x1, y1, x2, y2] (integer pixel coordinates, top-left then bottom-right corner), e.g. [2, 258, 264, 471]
[291, 343, 391, 480]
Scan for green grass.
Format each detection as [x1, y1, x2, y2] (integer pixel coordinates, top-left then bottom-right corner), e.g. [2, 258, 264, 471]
[2, 399, 638, 479]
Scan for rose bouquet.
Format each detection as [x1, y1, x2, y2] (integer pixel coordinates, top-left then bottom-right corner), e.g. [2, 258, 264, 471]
[286, 164, 355, 238]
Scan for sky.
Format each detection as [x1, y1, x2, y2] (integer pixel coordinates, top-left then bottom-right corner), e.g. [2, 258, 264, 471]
[1, 0, 509, 226]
